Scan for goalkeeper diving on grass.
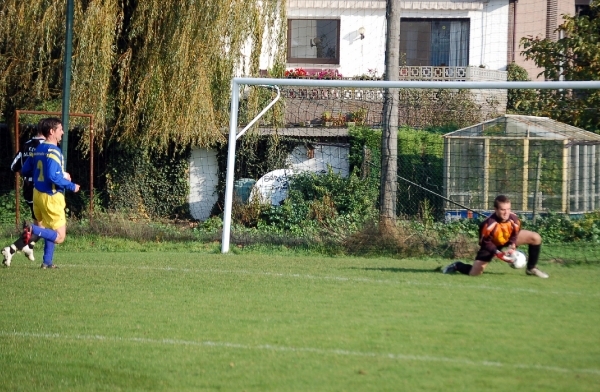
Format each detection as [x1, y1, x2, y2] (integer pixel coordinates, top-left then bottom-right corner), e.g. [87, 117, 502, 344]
[442, 195, 548, 278]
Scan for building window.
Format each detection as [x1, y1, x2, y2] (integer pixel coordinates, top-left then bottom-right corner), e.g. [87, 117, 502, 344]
[575, 4, 591, 17]
[287, 19, 340, 64]
[400, 19, 470, 67]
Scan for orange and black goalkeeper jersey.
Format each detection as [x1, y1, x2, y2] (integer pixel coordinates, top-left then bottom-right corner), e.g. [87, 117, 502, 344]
[478, 213, 520, 253]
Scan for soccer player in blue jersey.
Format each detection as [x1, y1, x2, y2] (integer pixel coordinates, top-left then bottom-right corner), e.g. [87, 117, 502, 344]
[2, 124, 45, 266]
[20, 118, 80, 269]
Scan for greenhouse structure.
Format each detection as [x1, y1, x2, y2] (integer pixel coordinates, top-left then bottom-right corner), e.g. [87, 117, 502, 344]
[443, 115, 600, 218]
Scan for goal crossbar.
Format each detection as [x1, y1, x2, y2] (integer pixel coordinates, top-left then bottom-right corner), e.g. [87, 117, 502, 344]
[222, 78, 600, 253]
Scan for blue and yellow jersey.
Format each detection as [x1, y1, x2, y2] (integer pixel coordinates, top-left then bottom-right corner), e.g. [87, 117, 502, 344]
[10, 136, 45, 201]
[21, 142, 76, 195]
[478, 213, 520, 253]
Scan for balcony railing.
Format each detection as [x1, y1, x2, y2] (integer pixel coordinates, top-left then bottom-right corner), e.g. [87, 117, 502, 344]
[398, 66, 507, 82]
[281, 66, 507, 102]
[280, 66, 507, 82]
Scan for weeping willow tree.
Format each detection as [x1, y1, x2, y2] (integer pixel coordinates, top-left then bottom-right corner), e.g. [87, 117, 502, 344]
[0, 0, 286, 152]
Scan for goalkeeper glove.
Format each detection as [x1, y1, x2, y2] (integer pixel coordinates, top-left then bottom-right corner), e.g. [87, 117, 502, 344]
[496, 251, 516, 263]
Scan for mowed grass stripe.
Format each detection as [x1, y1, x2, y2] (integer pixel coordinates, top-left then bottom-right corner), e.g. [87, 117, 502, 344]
[3, 331, 599, 376]
[55, 263, 600, 298]
[2, 252, 599, 390]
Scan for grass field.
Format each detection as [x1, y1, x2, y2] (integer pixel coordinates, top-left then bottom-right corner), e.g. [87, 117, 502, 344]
[1, 243, 599, 391]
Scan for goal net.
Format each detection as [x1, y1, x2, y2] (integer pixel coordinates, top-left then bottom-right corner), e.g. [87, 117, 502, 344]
[220, 77, 600, 265]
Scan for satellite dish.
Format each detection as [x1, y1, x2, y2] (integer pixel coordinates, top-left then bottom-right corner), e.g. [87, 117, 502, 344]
[250, 169, 294, 206]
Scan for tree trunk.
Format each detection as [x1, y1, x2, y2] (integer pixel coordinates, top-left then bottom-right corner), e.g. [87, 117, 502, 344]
[380, 0, 400, 229]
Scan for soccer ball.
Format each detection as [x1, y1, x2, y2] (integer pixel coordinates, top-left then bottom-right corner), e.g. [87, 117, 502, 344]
[510, 250, 527, 269]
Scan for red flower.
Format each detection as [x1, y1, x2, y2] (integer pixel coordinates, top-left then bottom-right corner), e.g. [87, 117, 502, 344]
[285, 68, 308, 78]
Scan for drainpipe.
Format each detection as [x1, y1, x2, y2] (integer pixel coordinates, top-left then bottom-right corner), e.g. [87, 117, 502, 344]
[512, 0, 518, 63]
[546, 0, 558, 41]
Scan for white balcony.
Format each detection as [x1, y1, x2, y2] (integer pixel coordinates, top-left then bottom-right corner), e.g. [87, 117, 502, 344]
[398, 66, 507, 82]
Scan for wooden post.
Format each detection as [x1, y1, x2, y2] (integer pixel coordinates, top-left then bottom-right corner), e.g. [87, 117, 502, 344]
[594, 144, 600, 210]
[562, 140, 569, 213]
[533, 153, 542, 224]
[13, 111, 20, 230]
[591, 145, 596, 211]
[361, 144, 371, 180]
[483, 138, 490, 210]
[583, 145, 589, 212]
[522, 138, 529, 211]
[443, 137, 450, 210]
[574, 145, 580, 212]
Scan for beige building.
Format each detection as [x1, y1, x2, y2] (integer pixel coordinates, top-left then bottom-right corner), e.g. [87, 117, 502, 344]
[508, 0, 591, 80]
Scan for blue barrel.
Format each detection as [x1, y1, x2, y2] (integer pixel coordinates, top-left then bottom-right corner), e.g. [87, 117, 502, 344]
[234, 178, 256, 203]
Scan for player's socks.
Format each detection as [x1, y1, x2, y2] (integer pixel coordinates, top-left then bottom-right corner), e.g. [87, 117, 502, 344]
[28, 234, 39, 249]
[4, 240, 28, 255]
[22, 222, 42, 246]
[527, 244, 541, 270]
[42, 240, 56, 266]
[7, 244, 17, 255]
[12, 238, 25, 250]
[455, 261, 472, 275]
[30, 225, 58, 243]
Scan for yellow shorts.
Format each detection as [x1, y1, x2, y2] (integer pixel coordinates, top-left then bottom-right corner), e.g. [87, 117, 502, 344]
[33, 190, 66, 230]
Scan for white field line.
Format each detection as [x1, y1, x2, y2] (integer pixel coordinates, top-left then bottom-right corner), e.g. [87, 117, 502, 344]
[61, 264, 598, 298]
[2, 331, 599, 376]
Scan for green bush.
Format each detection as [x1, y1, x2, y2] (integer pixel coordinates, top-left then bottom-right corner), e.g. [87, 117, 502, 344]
[522, 211, 600, 243]
[348, 126, 381, 179]
[256, 168, 379, 236]
[397, 127, 444, 219]
[506, 62, 539, 114]
[105, 145, 191, 219]
[0, 190, 31, 225]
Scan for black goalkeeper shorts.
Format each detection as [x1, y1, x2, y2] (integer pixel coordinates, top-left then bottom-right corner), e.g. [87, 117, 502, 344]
[475, 248, 497, 262]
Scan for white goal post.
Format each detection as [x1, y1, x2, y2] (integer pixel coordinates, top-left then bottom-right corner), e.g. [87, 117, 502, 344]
[222, 78, 600, 253]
